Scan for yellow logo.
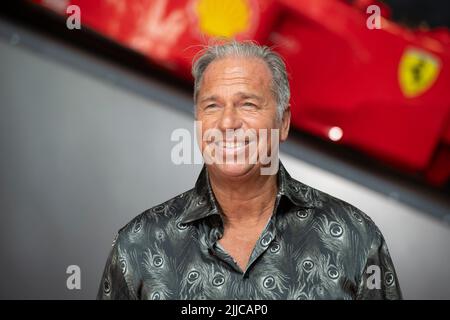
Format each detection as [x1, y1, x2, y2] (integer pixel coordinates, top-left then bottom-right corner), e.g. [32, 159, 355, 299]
[195, 0, 251, 38]
[398, 48, 441, 98]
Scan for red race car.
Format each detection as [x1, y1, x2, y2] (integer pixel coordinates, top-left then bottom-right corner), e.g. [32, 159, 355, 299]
[32, 0, 450, 186]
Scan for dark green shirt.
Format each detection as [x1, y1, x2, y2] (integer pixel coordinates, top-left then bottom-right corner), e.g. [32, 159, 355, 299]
[97, 162, 402, 300]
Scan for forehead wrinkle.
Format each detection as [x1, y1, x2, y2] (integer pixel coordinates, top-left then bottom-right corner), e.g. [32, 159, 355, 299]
[204, 58, 271, 82]
[203, 73, 269, 92]
[205, 72, 257, 84]
[198, 57, 274, 103]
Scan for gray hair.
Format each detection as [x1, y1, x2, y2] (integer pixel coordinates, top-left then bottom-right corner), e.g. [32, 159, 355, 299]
[192, 40, 290, 121]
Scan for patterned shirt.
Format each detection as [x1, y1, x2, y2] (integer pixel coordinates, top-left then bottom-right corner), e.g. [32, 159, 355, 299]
[97, 162, 402, 300]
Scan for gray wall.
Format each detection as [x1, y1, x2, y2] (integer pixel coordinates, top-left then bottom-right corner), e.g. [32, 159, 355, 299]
[1, 22, 449, 299]
[0, 37, 202, 299]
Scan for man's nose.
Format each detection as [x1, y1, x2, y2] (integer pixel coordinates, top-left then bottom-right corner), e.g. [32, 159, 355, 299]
[217, 105, 242, 132]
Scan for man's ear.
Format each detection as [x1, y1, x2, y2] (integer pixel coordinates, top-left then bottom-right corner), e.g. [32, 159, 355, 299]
[194, 104, 198, 120]
[280, 106, 291, 142]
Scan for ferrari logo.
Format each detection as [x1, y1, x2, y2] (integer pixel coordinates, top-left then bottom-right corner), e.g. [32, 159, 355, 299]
[398, 48, 441, 98]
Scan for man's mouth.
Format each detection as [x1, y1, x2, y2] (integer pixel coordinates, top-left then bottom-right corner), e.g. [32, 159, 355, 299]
[215, 140, 249, 150]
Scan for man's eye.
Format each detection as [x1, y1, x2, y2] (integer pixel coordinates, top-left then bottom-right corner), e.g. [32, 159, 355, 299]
[243, 102, 256, 108]
[205, 104, 218, 110]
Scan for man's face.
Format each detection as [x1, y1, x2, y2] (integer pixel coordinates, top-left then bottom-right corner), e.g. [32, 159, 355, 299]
[195, 56, 290, 178]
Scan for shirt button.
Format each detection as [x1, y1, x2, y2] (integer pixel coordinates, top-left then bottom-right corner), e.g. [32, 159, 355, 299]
[237, 286, 245, 299]
[260, 234, 272, 247]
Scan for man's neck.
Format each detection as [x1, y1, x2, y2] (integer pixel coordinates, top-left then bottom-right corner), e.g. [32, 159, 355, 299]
[208, 166, 278, 228]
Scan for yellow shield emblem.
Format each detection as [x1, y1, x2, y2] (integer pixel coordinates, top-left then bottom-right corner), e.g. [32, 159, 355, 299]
[398, 48, 441, 98]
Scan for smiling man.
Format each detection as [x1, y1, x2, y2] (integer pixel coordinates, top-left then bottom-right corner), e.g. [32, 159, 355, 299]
[97, 41, 402, 300]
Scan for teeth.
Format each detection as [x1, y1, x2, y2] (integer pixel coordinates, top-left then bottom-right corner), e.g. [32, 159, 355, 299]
[216, 141, 245, 148]
[225, 142, 243, 148]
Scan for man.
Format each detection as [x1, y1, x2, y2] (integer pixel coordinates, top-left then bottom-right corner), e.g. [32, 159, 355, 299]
[97, 41, 402, 300]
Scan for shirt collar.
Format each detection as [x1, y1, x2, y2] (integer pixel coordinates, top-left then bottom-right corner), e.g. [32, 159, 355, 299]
[179, 161, 315, 224]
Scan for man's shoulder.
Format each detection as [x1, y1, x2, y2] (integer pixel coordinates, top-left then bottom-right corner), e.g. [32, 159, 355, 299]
[114, 188, 195, 244]
[300, 182, 383, 241]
